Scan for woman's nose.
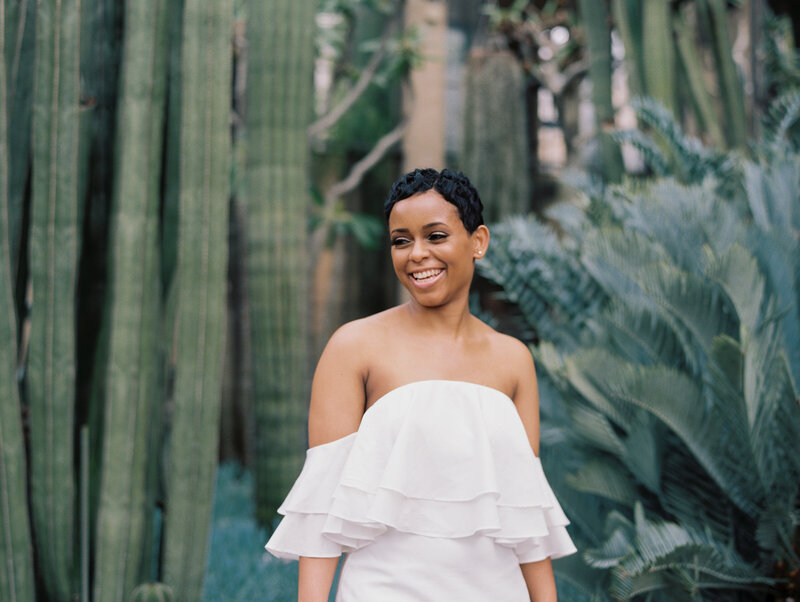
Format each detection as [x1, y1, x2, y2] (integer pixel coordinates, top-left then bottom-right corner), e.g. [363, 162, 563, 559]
[409, 239, 428, 262]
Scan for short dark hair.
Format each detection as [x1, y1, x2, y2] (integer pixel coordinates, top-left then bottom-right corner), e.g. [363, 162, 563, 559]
[384, 168, 484, 233]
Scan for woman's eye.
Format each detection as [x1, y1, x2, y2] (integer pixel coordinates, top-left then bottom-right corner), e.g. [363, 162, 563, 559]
[391, 237, 411, 246]
[429, 232, 448, 241]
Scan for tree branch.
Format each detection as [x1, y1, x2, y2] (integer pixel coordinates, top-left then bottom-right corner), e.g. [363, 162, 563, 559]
[308, 18, 398, 139]
[323, 119, 407, 205]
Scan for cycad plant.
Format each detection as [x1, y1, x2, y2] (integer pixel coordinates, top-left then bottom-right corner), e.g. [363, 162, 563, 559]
[480, 101, 800, 600]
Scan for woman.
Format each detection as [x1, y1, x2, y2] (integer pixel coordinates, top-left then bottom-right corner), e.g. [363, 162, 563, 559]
[266, 168, 576, 601]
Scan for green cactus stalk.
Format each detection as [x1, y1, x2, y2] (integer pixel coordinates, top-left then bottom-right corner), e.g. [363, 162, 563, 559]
[245, 0, 316, 522]
[0, 3, 35, 600]
[611, 0, 644, 97]
[700, 0, 747, 148]
[28, 0, 85, 598]
[641, 0, 676, 116]
[673, 5, 725, 148]
[160, 0, 232, 597]
[577, 0, 624, 182]
[91, 0, 169, 600]
[3, 0, 35, 278]
[462, 50, 531, 220]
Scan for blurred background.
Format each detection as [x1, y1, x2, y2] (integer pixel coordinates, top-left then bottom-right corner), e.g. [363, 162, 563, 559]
[2, 0, 800, 600]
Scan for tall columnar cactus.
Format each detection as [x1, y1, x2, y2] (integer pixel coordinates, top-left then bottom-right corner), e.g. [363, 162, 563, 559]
[246, 0, 315, 521]
[3, 0, 35, 276]
[160, 0, 232, 598]
[641, 0, 677, 116]
[700, 0, 747, 148]
[673, 4, 725, 148]
[576, 0, 624, 182]
[92, 0, 169, 600]
[28, 0, 84, 599]
[462, 50, 531, 220]
[0, 3, 35, 600]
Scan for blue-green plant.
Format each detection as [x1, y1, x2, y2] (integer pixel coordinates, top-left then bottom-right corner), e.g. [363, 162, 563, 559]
[480, 104, 800, 600]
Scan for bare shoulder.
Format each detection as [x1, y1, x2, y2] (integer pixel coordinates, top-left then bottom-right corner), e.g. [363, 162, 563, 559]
[325, 307, 399, 359]
[308, 309, 398, 446]
[478, 325, 541, 452]
[479, 323, 535, 377]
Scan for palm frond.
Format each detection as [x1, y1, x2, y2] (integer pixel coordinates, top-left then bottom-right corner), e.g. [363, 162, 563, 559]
[566, 458, 639, 508]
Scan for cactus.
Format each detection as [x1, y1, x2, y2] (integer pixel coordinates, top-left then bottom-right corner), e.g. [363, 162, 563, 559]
[642, 0, 677, 116]
[245, 0, 316, 521]
[129, 582, 174, 602]
[700, 0, 747, 148]
[28, 0, 85, 598]
[462, 50, 531, 219]
[576, 0, 624, 182]
[160, 0, 232, 598]
[3, 0, 35, 277]
[611, 0, 644, 97]
[91, 0, 169, 600]
[0, 3, 36, 600]
[673, 4, 725, 148]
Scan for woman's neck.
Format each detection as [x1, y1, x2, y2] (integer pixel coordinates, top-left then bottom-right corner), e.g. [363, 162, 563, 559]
[401, 297, 474, 340]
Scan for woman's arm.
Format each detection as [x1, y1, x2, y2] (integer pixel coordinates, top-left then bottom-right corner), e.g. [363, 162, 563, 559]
[299, 323, 367, 600]
[510, 338, 558, 601]
[298, 557, 340, 602]
[521, 558, 557, 602]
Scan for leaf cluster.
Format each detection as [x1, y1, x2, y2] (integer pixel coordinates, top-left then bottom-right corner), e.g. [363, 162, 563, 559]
[480, 100, 800, 600]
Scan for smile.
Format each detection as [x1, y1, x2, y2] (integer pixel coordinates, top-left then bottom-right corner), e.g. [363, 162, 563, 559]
[410, 268, 443, 282]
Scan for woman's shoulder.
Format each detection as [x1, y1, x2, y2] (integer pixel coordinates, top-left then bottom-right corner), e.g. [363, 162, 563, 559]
[327, 307, 400, 349]
[474, 318, 532, 363]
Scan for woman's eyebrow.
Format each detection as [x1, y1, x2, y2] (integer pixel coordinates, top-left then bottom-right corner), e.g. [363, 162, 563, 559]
[390, 221, 448, 234]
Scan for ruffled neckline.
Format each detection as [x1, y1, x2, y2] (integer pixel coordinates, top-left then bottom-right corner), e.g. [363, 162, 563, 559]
[366, 379, 514, 414]
[266, 378, 576, 562]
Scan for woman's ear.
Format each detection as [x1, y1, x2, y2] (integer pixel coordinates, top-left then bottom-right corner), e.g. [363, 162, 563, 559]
[472, 225, 490, 259]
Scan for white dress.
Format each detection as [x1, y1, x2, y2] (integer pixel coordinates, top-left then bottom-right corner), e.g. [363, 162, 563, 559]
[265, 380, 577, 601]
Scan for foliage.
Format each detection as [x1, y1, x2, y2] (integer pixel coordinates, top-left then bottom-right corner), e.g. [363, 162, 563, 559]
[480, 103, 800, 600]
[202, 464, 297, 602]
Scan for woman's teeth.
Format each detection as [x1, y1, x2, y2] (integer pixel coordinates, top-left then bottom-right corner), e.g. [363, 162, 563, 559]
[411, 269, 443, 281]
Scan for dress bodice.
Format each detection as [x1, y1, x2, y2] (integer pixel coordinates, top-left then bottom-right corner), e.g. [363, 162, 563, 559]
[265, 380, 576, 564]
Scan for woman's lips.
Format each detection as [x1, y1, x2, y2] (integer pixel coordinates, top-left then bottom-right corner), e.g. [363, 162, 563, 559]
[409, 268, 444, 288]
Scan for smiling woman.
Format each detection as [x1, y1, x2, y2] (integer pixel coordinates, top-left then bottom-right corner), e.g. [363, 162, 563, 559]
[265, 168, 575, 601]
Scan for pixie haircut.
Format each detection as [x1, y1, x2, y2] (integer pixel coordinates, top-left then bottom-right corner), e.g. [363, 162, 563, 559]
[384, 168, 485, 233]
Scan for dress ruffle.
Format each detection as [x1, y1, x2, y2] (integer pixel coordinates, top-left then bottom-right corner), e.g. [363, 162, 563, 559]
[266, 380, 577, 563]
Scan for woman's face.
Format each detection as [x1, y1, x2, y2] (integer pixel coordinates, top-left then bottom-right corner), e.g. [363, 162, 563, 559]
[388, 189, 489, 308]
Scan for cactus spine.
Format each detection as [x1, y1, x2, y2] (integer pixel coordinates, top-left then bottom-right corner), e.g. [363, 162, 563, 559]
[246, 0, 316, 521]
[160, 0, 232, 597]
[28, 0, 85, 598]
[0, 2, 35, 599]
[92, 0, 169, 599]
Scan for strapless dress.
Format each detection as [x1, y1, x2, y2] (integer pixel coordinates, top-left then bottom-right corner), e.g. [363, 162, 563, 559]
[265, 379, 576, 601]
